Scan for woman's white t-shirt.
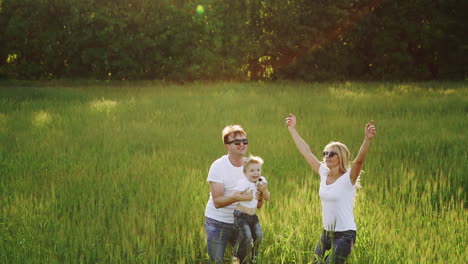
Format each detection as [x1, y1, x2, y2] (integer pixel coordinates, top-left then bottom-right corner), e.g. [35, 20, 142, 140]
[319, 163, 357, 231]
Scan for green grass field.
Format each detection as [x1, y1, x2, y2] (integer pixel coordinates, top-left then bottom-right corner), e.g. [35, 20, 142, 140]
[0, 81, 466, 263]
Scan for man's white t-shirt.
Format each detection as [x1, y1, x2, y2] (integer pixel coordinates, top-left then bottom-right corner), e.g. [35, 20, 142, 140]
[319, 163, 357, 231]
[205, 155, 244, 224]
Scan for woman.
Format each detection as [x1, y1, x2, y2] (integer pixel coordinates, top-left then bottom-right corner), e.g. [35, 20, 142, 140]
[285, 113, 376, 264]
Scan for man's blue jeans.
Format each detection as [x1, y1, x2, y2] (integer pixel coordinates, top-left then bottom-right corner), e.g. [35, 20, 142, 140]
[313, 229, 356, 264]
[205, 217, 237, 263]
[233, 210, 263, 264]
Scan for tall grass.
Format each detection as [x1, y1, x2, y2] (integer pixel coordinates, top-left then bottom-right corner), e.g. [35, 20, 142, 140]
[0, 81, 466, 263]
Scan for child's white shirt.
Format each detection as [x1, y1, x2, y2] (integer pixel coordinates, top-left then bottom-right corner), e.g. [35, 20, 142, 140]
[234, 176, 267, 209]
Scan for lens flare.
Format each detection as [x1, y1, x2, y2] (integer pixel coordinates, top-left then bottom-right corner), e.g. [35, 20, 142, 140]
[196, 5, 204, 14]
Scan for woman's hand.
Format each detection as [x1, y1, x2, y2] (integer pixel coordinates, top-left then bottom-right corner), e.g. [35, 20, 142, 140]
[285, 113, 297, 128]
[365, 120, 377, 140]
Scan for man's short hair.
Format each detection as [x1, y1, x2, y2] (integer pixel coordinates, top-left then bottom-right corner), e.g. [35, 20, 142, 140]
[222, 125, 246, 144]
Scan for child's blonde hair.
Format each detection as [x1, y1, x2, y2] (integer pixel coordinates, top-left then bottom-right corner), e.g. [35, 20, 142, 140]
[243, 155, 264, 172]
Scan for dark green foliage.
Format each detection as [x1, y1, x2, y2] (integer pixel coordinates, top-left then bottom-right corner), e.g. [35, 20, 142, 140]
[0, 0, 465, 80]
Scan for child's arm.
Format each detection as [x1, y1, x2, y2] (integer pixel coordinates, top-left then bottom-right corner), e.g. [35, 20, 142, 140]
[258, 183, 270, 201]
[256, 185, 270, 208]
[257, 177, 270, 207]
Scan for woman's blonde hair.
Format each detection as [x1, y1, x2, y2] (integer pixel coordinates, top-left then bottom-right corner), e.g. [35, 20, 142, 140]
[243, 155, 264, 173]
[324, 141, 350, 174]
[323, 141, 363, 204]
[222, 125, 246, 144]
[324, 141, 362, 195]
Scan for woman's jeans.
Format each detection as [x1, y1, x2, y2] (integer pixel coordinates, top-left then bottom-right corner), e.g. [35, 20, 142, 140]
[205, 217, 237, 264]
[233, 210, 263, 264]
[313, 229, 356, 264]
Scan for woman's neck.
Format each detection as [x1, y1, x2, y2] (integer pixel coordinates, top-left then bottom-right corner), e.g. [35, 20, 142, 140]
[328, 166, 343, 178]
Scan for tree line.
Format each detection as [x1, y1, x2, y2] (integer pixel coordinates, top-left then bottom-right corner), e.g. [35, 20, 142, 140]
[0, 0, 465, 81]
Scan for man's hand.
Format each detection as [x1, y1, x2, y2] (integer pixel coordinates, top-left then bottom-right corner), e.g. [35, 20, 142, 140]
[233, 188, 253, 201]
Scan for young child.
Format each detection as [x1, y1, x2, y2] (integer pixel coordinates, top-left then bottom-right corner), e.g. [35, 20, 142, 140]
[233, 155, 270, 264]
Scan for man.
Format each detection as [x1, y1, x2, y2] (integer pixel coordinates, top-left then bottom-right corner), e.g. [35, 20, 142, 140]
[204, 125, 266, 263]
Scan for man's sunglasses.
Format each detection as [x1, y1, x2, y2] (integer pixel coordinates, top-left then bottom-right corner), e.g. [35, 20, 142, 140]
[227, 139, 249, 145]
[323, 151, 337, 158]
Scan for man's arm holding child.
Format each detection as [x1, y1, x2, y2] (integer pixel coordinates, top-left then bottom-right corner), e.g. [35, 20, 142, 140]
[210, 182, 253, 209]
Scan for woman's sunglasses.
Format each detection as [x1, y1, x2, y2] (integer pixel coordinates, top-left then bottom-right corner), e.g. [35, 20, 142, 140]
[323, 151, 337, 158]
[227, 138, 249, 145]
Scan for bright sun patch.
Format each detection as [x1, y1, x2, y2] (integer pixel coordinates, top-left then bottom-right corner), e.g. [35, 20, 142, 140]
[90, 98, 118, 113]
[433, 88, 456, 95]
[196, 5, 204, 14]
[0, 113, 6, 131]
[33, 111, 52, 127]
[329, 87, 369, 99]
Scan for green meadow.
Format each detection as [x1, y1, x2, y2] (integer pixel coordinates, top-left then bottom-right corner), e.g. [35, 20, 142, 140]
[0, 81, 466, 263]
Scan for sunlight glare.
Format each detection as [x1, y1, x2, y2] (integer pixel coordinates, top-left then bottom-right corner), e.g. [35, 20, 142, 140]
[196, 5, 204, 14]
[90, 98, 118, 113]
[33, 111, 52, 127]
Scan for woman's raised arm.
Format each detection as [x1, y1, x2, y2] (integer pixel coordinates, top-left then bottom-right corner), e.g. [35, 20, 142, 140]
[285, 113, 321, 174]
[350, 121, 377, 185]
